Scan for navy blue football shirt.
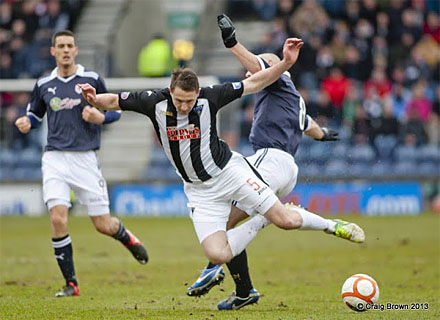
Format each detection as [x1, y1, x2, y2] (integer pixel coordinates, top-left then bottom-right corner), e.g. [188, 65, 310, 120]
[27, 65, 107, 151]
[249, 57, 310, 157]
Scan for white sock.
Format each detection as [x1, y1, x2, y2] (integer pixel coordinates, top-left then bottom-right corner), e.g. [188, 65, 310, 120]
[227, 215, 268, 257]
[293, 206, 336, 231]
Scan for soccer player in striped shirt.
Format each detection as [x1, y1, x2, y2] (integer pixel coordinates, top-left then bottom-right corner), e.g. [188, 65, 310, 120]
[79, 37, 363, 309]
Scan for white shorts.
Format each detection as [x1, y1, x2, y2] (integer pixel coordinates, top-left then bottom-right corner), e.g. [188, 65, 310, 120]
[185, 152, 278, 243]
[235, 148, 298, 215]
[42, 150, 110, 216]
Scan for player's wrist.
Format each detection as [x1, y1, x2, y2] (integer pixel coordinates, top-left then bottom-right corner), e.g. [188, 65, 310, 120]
[224, 36, 237, 48]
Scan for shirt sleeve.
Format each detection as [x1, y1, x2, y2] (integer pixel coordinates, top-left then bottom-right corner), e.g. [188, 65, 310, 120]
[257, 56, 284, 91]
[26, 82, 46, 122]
[304, 114, 311, 132]
[96, 75, 108, 94]
[118, 90, 159, 118]
[202, 82, 244, 112]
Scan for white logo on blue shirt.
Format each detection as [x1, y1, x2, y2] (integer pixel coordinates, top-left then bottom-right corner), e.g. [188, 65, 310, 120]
[48, 87, 57, 95]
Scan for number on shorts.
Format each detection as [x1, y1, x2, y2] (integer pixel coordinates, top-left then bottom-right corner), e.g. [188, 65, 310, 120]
[246, 178, 261, 191]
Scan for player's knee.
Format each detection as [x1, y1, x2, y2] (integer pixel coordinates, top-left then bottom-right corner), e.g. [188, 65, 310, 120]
[205, 249, 231, 265]
[50, 212, 67, 229]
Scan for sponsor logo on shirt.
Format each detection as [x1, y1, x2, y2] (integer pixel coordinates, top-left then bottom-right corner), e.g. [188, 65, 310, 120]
[48, 86, 57, 95]
[49, 97, 82, 111]
[232, 82, 242, 90]
[121, 92, 130, 100]
[160, 110, 174, 116]
[167, 124, 200, 141]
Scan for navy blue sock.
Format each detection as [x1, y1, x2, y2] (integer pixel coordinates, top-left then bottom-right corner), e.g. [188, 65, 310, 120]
[112, 220, 130, 245]
[52, 235, 77, 286]
[226, 249, 253, 298]
[206, 262, 216, 269]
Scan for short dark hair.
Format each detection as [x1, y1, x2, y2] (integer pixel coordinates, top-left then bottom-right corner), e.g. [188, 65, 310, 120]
[170, 68, 199, 92]
[51, 30, 75, 47]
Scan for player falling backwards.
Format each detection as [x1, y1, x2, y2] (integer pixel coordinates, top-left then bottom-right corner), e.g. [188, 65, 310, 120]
[185, 14, 364, 310]
[80, 35, 364, 312]
[15, 30, 148, 297]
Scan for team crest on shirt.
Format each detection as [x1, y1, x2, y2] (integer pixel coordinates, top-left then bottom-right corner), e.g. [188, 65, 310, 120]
[167, 124, 200, 141]
[192, 105, 203, 116]
[74, 84, 82, 94]
[121, 92, 130, 100]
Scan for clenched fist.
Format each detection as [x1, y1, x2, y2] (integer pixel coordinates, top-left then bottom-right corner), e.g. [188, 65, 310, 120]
[15, 116, 31, 134]
[82, 105, 105, 124]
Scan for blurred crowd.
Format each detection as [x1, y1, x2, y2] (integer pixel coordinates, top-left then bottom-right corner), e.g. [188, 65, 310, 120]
[0, 0, 84, 150]
[0, 0, 83, 79]
[230, 0, 439, 154]
[0, 0, 439, 187]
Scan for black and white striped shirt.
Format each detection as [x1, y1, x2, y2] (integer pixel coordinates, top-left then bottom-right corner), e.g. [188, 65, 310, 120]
[118, 82, 244, 183]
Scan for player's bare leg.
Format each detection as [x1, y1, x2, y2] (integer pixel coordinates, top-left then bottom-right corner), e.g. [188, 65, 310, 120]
[90, 215, 148, 264]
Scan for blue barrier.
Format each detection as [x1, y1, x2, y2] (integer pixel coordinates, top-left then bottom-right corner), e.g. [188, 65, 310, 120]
[111, 182, 422, 216]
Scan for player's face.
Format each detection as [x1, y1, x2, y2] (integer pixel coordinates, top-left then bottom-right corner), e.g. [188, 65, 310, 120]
[170, 86, 200, 115]
[50, 35, 78, 68]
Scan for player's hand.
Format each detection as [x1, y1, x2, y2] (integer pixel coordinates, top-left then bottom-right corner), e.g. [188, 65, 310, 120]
[217, 14, 237, 48]
[82, 105, 105, 124]
[316, 127, 339, 141]
[281, 38, 304, 66]
[15, 116, 31, 134]
[78, 83, 97, 105]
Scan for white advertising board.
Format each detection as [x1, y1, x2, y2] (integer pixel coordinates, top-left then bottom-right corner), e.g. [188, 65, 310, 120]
[0, 184, 45, 216]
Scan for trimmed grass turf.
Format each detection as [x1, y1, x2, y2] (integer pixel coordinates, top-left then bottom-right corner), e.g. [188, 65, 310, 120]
[0, 214, 439, 319]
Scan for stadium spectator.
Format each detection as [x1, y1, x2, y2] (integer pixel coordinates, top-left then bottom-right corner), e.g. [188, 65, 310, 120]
[38, 0, 69, 33]
[289, 0, 329, 39]
[413, 34, 440, 68]
[79, 35, 364, 312]
[390, 82, 411, 121]
[342, 45, 363, 81]
[423, 11, 440, 43]
[353, 105, 373, 143]
[321, 66, 350, 123]
[400, 108, 428, 145]
[275, 0, 295, 35]
[137, 34, 175, 77]
[342, 84, 362, 126]
[363, 67, 392, 99]
[0, 2, 13, 30]
[405, 81, 433, 123]
[315, 90, 335, 126]
[373, 100, 399, 139]
[250, 0, 277, 21]
[14, 30, 148, 298]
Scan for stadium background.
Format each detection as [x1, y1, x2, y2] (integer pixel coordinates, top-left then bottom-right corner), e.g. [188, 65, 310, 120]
[0, 1, 439, 319]
[1, 0, 438, 216]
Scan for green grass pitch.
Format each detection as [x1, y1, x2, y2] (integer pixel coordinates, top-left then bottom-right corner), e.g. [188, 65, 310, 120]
[0, 214, 439, 319]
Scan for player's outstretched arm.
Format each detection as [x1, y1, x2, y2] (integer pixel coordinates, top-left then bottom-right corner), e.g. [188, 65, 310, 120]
[15, 116, 31, 134]
[217, 14, 261, 74]
[305, 117, 339, 141]
[242, 38, 303, 96]
[78, 83, 121, 111]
